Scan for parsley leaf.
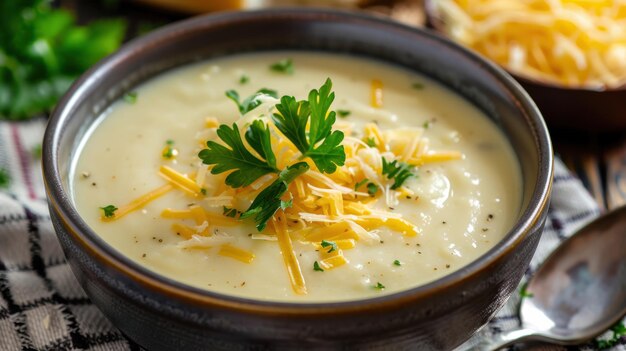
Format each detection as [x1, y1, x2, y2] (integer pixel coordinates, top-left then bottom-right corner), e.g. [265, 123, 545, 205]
[272, 78, 345, 173]
[337, 109, 351, 118]
[198, 123, 278, 188]
[393, 260, 402, 266]
[225, 88, 278, 115]
[245, 120, 277, 170]
[373, 282, 386, 290]
[240, 162, 309, 231]
[222, 206, 241, 218]
[123, 92, 138, 104]
[367, 182, 379, 196]
[270, 58, 294, 74]
[320, 240, 338, 253]
[313, 261, 324, 272]
[412, 82, 424, 90]
[0, 1, 125, 120]
[354, 178, 369, 191]
[162, 139, 176, 159]
[382, 157, 414, 189]
[100, 205, 117, 218]
[0, 168, 10, 189]
[239, 74, 249, 84]
[280, 199, 293, 210]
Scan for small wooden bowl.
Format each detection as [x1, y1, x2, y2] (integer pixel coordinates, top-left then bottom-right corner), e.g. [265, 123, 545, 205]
[424, 0, 626, 132]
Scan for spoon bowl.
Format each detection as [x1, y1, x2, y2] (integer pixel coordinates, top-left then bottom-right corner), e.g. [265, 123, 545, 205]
[463, 205, 626, 350]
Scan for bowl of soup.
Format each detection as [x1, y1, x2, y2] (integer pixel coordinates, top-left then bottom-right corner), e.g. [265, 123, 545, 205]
[43, 8, 553, 350]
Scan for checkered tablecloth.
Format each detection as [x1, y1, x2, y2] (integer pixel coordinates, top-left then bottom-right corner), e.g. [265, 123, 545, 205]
[0, 118, 624, 350]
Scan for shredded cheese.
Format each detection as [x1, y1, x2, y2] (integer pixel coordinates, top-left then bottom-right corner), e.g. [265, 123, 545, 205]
[101, 184, 173, 221]
[273, 212, 307, 295]
[159, 165, 202, 196]
[218, 244, 255, 263]
[434, 0, 626, 88]
[370, 79, 384, 108]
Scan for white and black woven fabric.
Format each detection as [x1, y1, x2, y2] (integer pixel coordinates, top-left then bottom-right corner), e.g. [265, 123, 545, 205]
[0, 118, 624, 350]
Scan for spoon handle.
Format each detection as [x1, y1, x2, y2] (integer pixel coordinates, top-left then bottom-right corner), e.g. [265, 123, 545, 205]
[456, 328, 538, 351]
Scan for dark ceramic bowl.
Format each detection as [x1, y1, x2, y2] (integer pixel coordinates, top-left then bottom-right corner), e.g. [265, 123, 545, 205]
[424, 0, 626, 132]
[42, 8, 553, 351]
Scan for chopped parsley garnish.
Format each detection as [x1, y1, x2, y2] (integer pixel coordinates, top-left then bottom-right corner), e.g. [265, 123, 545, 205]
[337, 109, 351, 118]
[412, 82, 424, 90]
[280, 199, 293, 210]
[423, 121, 430, 129]
[320, 240, 338, 253]
[366, 182, 379, 196]
[382, 157, 414, 189]
[239, 74, 250, 84]
[373, 282, 385, 290]
[222, 206, 241, 218]
[272, 78, 345, 173]
[225, 88, 278, 115]
[354, 178, 369, 191]
[123, 92, 138, 104]
[100, 205, 118, 218]
[269, 58, 294, 74]
[0, 168, 10, 189]
[365, 137, 377, 148]
[200, 188, 207, 195]
[162, 140, 176, 159]
[313, 261, 324, 272]
[393, 260, 402, 266]
[200, 79, 345, 231]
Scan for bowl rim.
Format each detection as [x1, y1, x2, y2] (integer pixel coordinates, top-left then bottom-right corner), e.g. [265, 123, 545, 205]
[43, 7, 553, 316]
[422, 0, 626, 93]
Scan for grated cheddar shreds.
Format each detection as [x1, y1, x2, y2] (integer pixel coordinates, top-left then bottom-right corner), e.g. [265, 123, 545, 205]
[100, 89, 463, 295]
[433, 0, 626, 88]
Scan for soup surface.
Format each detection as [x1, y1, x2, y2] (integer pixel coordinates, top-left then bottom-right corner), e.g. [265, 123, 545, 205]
[72, 52, 521, 302]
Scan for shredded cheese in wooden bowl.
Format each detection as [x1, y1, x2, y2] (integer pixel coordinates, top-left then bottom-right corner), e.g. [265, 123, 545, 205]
[429, 0, 626, 89]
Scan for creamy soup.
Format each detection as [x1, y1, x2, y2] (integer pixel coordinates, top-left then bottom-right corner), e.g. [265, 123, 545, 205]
[72, 52, 521, 302]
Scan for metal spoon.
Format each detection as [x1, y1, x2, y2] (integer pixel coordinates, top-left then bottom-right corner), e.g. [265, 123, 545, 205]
[459, 205, 626, 350]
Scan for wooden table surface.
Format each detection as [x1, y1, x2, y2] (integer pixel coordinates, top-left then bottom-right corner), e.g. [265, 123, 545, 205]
[62, 0, 626, 212]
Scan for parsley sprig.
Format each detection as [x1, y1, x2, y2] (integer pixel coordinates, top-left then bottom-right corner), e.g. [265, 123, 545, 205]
[272, 78, 345, 173]
[199, 79, 345, 231]
[382, 157, 414, 189]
